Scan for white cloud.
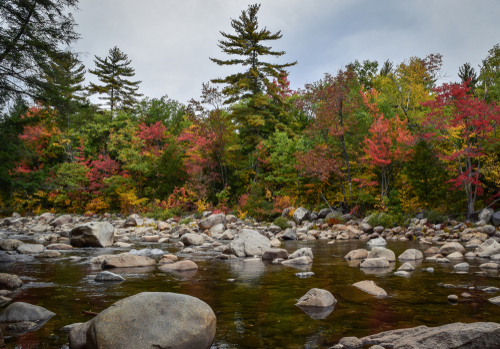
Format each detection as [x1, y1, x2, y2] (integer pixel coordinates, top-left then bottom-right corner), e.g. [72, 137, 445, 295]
[72, 0, 500, 106]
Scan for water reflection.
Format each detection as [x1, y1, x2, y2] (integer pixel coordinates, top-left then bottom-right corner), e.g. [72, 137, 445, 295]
[297, 305, 334, 319]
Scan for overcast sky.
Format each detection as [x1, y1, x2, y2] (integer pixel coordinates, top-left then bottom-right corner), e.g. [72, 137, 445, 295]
[72, 0, 500, 105]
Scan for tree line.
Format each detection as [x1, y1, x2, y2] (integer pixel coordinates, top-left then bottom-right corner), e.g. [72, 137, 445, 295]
[1, 2, 500, 224]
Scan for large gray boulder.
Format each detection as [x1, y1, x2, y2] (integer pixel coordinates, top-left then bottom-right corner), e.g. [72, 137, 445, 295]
[181, 233, 204, 246]
[398, 249, 424, 261]
[318, 208, 333, 219]
[198, 214, 226, 231]
[439, 242, 465, 256]
[84, 292, 216, 349]
[0, 302, 55, 322]
[360, 322, 500, 349]
[229, 229, 271, 257]
[476, 239, 500, 257]
[69, 222, 114, 247]
[282, 228, 297, 240]
[367, 237, 387, 246]
[296, 288, 336, 307]
[38, 212, 55, 222]
[49, 214, 73, 228]
[479, 208, 494, 224]
[293, 207, 310, 224]
[367, 247, 396, 262]
[69, 321, 90, 349]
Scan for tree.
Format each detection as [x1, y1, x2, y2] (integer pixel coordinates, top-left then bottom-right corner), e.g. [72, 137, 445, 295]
[0, 0, 80, 105]
[422, 81, 500, 217]
[478, 43, 500, 102]
[210, 3, 297, 152]
[88, 46, 142, 113]
[135, 95, 186, 135]
[297, 68, 363, 205]
[361, 89, 414, 202]
[37, 51, 87, 128]
[458, 62, 478, 95]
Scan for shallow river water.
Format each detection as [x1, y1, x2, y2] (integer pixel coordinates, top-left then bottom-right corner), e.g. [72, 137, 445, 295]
[0, 235, 500, 349]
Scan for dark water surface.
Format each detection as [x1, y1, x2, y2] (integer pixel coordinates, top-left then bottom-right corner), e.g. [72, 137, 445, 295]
[0, 236, 499, 349]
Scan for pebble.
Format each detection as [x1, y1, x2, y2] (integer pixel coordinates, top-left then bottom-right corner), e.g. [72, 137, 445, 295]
[461, 293, 471, 298]
[426, 268, 434, 272]
[448, 295, 458, 302]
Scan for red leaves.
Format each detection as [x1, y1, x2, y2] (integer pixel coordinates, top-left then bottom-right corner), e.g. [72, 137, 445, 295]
[138, 121, 168, 157]
[362, 89, 414, 168]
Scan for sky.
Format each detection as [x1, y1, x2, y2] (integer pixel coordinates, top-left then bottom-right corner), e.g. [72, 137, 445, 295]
[72, 0, 500, 106]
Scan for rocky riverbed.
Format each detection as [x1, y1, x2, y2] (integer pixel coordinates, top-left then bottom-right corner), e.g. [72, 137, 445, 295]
[0, 209, 500, 348]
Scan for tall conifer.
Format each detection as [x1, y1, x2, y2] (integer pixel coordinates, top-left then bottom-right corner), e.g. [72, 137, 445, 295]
[210, 4, 297, 153]
[38, 51, 86, 128]
[88, 46, 142, 113]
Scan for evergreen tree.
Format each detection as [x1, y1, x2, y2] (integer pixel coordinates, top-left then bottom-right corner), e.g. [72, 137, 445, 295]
[0, 0, 80, 106]
[458, 62, 478, 95]
[38, 51, 87, 128]
[210, 4, 297, 153]
[88, 46, 142, 113]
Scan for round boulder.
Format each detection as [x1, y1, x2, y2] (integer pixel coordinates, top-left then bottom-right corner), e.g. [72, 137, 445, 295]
[440, 242, 465, 256]
[296, 288, 336, 307]
[0, 302, 55, 322]
[398, 249, 424, 261]
[0, 273, 22, 290]
[367, 247, 395, 262]
[85, 292, 216, 349]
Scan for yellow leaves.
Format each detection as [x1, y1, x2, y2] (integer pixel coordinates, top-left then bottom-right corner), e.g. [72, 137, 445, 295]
[482, 153, 500, 187]
[196, 198, 211, 213]
[237, 208, 247, 220]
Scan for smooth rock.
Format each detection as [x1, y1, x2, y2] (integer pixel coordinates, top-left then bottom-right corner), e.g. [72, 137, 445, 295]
[367, 237, 387, 246]
[229, 229, 271, 257]
[289, 247, 313, 260]
[0, 302, 55, 322]
[0, 273, 22, 290]
[69, 222, 114, 247]
[181, 233, 204, 246]
[360, 322, 500, 349]
[282, 256, 312, 265]
[0, 239, 24, 251]
[35, 251, 61, 258]
[17, 244, 44, 254]
[262, 248, 288, 260]
[367, 247, 396, 262]
[440, 242, 465, 256]
[101, 254, 155, 269]
[95, 271, 125, 282]
[339, 336, 363, 349]
[454, 262, 469, 270]
[296, 288, 336, 307]
[159, 260, 198, 271]
[85, 292, 216, 349]
[46, 243, 73, 250]
[344, 249, 368, 260]
[353, 280, 387, 297]
[398, 262, 415, 271]
[359, 258, 390, 268]
[398, 249, 424, 261]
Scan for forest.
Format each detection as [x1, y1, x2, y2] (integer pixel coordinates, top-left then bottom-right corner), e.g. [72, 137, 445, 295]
[2, 1, 500, 225]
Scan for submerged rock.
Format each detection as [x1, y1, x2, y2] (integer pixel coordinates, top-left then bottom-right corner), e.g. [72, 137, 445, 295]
[262, 248, 288, 260]
[359, 258, 390, 268]
[84, 292, 216, 349]
[159, 260, 198, 271]
[344, 249, 368, 260]
[282, 256, 312, 265]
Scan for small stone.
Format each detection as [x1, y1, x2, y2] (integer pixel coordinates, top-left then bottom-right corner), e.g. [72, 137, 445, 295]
[398, 262, 415, 271]
[454, 262, 469, 270]
[483, 287, 500, 293]
[95, 271, 125, 282]
[394, 271, 410, 277]
[461, 293, 472, 298]
[448, 295, 458, 302]
[296, 272, 315, 278]
[426, 268, 434, 272]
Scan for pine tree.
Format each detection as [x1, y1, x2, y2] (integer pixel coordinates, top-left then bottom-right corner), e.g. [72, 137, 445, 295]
[210, 4, 297, 153]
[88, 46, 142, 113]
[38, 51, 87, 128]
[0, 0, 80, 106]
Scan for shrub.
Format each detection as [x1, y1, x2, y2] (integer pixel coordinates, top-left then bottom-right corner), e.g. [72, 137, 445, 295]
[367, 212, 409, 228]
[179, 218, 191, 225]
[273, 216, 289, 230]
[424, 210, 446, 224]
